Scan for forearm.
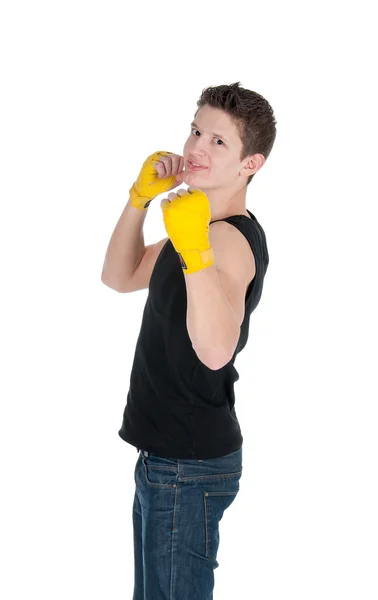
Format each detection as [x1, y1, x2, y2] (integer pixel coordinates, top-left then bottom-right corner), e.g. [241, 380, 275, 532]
[184, 264, 240, 370]
[101, 199, 148, 290]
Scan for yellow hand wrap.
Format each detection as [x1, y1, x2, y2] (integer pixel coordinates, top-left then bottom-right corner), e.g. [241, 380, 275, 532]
[161, 188, 214, 275]
[129, 151, 178, 210]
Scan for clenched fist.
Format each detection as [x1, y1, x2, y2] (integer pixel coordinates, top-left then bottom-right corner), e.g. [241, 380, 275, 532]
[129, 151, 186, 210]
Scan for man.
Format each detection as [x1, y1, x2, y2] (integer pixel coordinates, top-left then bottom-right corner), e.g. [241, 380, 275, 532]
[101, 81, 276, 599]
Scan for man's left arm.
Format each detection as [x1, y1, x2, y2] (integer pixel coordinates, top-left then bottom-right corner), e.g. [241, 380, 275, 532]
[161, 188, 253, 369]
[184, 223, 251, 370]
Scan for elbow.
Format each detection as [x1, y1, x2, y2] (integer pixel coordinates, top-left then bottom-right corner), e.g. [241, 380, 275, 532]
[101, 277, 128, 293]
[193, 346, 232, 371]
[210, 354, 232, 370]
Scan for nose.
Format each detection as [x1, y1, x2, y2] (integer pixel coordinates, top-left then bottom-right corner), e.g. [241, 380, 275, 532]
[190, 139, 208, 159]
[193, 138, 207, 152]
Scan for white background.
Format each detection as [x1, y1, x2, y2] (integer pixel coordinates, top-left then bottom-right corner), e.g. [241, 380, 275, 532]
[1, 1, 377, 598]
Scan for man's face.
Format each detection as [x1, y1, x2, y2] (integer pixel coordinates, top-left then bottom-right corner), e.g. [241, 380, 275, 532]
[182, 104, 246, 191]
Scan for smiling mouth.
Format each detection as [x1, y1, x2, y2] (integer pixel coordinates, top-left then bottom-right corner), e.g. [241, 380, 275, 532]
[187, 160, 208, 172]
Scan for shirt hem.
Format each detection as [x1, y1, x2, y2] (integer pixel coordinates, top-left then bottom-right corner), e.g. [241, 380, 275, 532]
[118, 429, 242, 460]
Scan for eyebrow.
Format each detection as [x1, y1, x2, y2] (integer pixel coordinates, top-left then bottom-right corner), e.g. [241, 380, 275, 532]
[190, 121, 229, 142]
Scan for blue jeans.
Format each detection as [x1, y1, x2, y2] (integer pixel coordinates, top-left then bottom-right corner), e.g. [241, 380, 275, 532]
[132, 446, 243, 600]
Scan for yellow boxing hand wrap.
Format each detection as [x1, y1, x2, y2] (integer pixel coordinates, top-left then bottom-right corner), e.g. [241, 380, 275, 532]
[161, 188, 214, 275]
[129, 151, 179, 210]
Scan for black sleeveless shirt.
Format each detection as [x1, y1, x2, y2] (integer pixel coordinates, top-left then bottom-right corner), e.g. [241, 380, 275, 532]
[118, 209, 269, 459]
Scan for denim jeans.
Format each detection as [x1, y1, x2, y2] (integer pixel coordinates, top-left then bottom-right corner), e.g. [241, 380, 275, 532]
[132, 446, 243, 600]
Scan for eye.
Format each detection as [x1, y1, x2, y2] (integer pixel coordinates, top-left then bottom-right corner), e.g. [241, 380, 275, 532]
[191, 127, 224, 146]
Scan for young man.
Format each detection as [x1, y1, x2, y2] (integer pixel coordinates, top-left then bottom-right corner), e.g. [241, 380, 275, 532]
[102, 82, 277, 599]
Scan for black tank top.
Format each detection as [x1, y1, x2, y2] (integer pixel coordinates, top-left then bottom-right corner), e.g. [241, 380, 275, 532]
[118, 209, 269, 459]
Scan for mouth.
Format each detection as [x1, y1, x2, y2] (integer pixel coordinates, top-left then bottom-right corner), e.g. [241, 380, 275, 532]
[187, 160, 208, 172]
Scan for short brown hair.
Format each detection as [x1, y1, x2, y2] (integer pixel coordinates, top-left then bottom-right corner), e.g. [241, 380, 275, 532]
[195, 81, 277, 185]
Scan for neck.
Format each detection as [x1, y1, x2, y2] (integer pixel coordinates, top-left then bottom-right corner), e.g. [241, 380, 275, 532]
[206, 185, 248, 222]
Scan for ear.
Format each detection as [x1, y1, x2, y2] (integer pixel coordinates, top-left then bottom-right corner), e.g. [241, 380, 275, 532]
[239, 153, 265, 177]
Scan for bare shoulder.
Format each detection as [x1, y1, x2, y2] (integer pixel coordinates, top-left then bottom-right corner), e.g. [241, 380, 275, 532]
[209, 221, 256, 290]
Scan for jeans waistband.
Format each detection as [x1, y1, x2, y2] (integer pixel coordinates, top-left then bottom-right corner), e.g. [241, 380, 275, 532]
[137, 448, 242, 460]
[137, 448, 152, 457]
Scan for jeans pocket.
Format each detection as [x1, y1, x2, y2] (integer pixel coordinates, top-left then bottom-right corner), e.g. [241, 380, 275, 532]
[204, 475, 241, 562]
[142, 456, 177, 488]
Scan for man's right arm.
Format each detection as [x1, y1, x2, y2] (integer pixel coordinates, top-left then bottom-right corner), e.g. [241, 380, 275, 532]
[101, 151, 184, 292]
[100, 198, 149, 292]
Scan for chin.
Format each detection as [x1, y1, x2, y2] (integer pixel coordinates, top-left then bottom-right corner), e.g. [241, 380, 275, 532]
[183, 170, 207, 183]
